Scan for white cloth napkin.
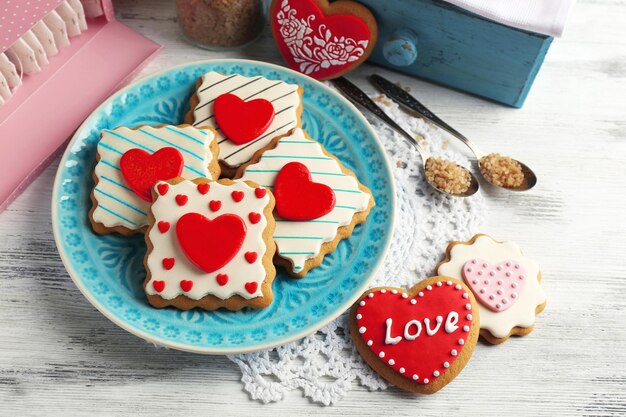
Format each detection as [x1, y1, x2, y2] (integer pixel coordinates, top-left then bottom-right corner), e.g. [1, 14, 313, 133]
[442, 0, 575, 37]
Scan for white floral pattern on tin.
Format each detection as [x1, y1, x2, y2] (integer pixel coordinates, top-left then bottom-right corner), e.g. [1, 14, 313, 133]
[275, 0, 369, 75]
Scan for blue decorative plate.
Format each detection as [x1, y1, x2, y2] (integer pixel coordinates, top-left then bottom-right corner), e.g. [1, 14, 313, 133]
[52, 60, 395, 354]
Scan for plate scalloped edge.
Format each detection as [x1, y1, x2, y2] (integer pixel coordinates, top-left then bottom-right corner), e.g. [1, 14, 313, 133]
[51, 59, 396, 354]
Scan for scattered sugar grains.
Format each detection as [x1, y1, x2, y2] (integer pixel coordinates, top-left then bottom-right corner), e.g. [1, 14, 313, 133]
[425, 158, 471, 195]
[479, 153, 525, 188]
[373, 95, 391, 107]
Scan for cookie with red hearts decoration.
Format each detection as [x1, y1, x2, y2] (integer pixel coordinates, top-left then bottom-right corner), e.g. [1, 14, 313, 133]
[143, 177, 276, 311]
[349, 277, 480, 394]
[89, 124, 220, 236]
[269, 0, 378, 80]
[436, 234, 547, 344]
[184, 72, 304, 177]
[236, 128, 374, 278]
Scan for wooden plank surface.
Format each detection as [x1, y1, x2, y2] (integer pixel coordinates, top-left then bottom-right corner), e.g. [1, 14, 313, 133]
[1, 0, 625, 415]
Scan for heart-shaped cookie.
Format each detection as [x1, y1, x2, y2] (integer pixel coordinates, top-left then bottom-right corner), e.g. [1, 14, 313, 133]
[176, 212, 247, 273]
[350, 277, 480, 394]
[120, 147, 184, 202]
[273, 162, 336, 220]
[270, 0, 378, 80]
[462, 258, 527, 312]
[214, 93, 275, 145]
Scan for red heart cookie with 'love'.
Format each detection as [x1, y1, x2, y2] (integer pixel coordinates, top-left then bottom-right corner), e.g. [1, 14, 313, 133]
[214, 93, 275, 145]
[120, 147, 184, 202]
[273, 162, 336, 221]
[350, 277, 480, 394]
[176, 212, 247, 273]
[270, 0, 378, 80]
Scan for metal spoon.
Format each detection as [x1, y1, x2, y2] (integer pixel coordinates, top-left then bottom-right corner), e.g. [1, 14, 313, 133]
[370, 74, 537, 191]
[332, 77, 479, 197]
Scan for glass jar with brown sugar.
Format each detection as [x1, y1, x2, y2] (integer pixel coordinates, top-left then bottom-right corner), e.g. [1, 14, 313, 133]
[176, 0, 265, 50]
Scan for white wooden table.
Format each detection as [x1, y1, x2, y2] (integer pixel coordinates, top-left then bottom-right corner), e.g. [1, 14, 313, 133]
[1, 0, 625, 415]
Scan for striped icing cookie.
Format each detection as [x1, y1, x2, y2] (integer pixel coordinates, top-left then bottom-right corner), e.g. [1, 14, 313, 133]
[186, 72, 303, 170]
[90, 124, 219, 234]
[237, 128, 374, 277]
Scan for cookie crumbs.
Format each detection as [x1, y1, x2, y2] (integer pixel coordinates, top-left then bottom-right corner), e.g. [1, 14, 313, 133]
[479, 153, 525, 188]
[425, 157, 471, 195]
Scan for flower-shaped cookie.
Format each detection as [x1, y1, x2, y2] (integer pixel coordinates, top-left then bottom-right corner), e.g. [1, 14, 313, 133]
[437, 234, 546, 344]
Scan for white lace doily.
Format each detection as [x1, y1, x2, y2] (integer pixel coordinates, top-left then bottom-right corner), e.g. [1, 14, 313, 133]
[229, 94, 486, 405]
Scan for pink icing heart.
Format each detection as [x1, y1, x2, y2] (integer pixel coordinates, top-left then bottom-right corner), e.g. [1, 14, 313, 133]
[462, 259, 527, 312]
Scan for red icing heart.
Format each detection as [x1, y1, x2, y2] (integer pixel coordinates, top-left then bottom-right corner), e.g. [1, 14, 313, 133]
[157, 221, 170, 233]
[162, 258, 175, 270]
[152, 280, 165, 292]
[273, 162, 336, 220]
[120, 148, 183, 202]
[197, 183, 210, 195]
[255, 188, 267, 199]
[214, 93, 275, 145]
[209, 200, 222, 212]
[231, 191, 244, 202]
[176, 212, 247, 273]
[157, 183, 169, 196]
[354, 279, 477, 389]
[270, 0, 377, 80]
[216, 274, 229, 286]
[176, 194, 188, 206]
[245, 282, 258, 294]
[245, 251, 258, 264]
[180, 280, 193, 292]
[462, 259, 528, 312]
[248, 212, 261, 224]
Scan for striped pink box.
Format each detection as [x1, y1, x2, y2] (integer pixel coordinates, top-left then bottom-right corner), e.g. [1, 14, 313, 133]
[0, 0, 160, 212]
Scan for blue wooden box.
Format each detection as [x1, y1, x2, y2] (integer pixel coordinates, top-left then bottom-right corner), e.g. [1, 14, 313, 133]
[358, 0, 553, 107]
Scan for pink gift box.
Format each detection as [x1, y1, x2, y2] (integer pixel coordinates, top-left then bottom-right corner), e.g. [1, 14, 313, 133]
[0, 0, 160, 212]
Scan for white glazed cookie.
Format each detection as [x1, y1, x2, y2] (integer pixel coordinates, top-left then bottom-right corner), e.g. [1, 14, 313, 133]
[90, 124, 219, 235]
[436, 234, 546, 344]
[237, 128, 374, 277]
[186, 72, 303, 172]
[144, 178, 276, 311]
